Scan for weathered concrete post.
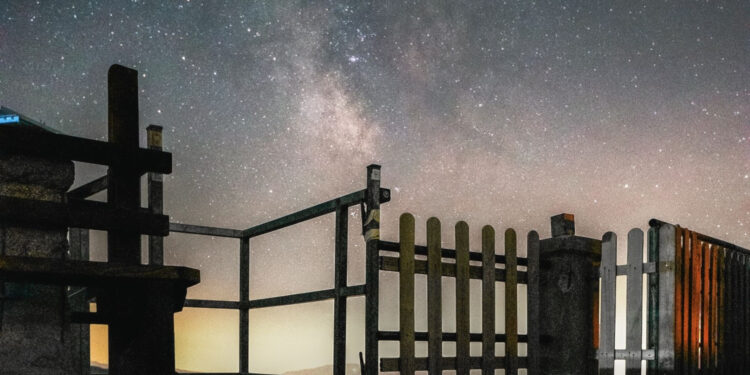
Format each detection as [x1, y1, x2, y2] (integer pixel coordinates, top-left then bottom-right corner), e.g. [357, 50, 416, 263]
[538, 214, 601, 375]
[0, 151, 79, 373]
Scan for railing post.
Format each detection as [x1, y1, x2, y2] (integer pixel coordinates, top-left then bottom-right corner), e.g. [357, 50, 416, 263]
[240, 237, 249, 374]
[333, 204, 348, 375]
[537, 214, 601, 375]
[364, 164, 381, 375]
[147, 125, 164, 265]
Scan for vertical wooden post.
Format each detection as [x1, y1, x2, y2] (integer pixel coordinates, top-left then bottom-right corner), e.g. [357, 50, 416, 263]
[626, 229, 644, 374]
[647, 227, 659, 375]
[526, 230, 541, 375]
[599, 232, 617, 374]
[504, 229, 518, 375]
[107, 64, 141, 265]
[481, 225, 495, 375]
[364, 164, 381, 375]
[716, 247, 725, 373]
[426, 217, 442, 374]
[455, 221, 470, 375]
[69, 228, 91, 375]
[656, 223, 676, 374]
[240, 237, 250, 374]
[333, 205, 348, 375]
[147, 125, 164, 265]
[399, 213, 416, 375]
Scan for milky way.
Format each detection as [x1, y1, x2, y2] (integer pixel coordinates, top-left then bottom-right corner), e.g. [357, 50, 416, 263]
[0, 1, 747, 373]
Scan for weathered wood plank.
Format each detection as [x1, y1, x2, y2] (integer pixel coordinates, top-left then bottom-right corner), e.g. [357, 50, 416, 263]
[626, 229, 644, 374]
[505, 228, 518, 375]
[364, 165, 382, 375]
[674, 228, 686, 374]
[377, 330, 528, 342]
[481, 225, 495, 375]
[378, 240, 529, 266]
[378, 255, 529, 283]
[599, 232, 617, 374]
[716, 247, 725, 373]
[646, 226, 658, 375]
[455, 221, 470, 375]
[526, 230, 541, 375]
[427, 217, 442, 374]
[399, 213, 416, 375]
[148, 125, 165, 265]
[657, 224, 676, 373]
[0, 255, 199, 287]
[0, 195, 169, 236]
[0, 126, 172, 173]
[379, 355, 529, 371]
[66, 175, 108, 200]
[710, 245, 719, 372]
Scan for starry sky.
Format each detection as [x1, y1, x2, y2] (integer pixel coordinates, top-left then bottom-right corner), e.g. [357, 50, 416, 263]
[0, 0, 748, 373]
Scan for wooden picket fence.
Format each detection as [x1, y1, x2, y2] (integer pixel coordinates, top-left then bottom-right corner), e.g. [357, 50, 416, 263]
[377, 213, 541, 374]
[597, 220, 750, 374]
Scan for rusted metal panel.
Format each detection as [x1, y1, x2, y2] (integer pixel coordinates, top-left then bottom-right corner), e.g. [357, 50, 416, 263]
[333, 206, 348, 375]
[526, 230, 541, 375]
[399, 213, 416, 375]
[700, 242, 710, 372]
[716, 247, 725, 373]
[426, 217, 442, 374]
[455, 221, 470, 375]
[504, 228, 518, 375]
[626, 229, 644, 374]
[709, 245, 719, 372]
[688, 232, 700, 374]
[481, 225, 495, 375]
[599, 232, 617, 374]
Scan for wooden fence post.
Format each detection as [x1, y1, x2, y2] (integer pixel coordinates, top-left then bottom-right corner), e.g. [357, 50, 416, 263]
[364, 165, 381, 375]
[625, 229, 644, 374]
[455, 221, 470, 375]
[147, 125, 164, 265]
[427, 217, 443, 374]
[599, 232, 617, 374]
[399, 213, 416, 375]
[527, 231, 541, 374]
[505, 229, 518, 374]
[481, 225, 495, 375]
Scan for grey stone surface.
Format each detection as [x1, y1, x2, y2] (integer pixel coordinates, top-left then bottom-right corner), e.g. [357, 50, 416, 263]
[0, 153, 84, 375]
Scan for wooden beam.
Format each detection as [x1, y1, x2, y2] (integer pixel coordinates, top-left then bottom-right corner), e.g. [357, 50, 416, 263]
[169, 223, 244, 238]
[378, 240, 529, 266]
[378, 256, 529, 283]
[0, 127, 171, 174]
[0, 195, 169, 236]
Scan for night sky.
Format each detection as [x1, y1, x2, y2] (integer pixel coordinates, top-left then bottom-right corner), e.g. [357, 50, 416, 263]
[1, 1, 748, 373]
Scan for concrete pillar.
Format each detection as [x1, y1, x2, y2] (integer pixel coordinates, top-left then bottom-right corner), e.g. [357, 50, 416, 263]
[0, 154, 80, 374]
[538, 214, 601, 375]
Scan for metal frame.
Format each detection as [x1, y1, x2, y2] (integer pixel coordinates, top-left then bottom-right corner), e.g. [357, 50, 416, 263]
[168, 165, 389, 375]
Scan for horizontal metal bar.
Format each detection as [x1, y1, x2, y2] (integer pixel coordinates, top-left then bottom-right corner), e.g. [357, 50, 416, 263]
[248, 285, 366, 309]
[380, 256, 528, 283]
[184, 299, 240, 309]
[380, 356, 529, 371]
[242, 189, 390, 238]
[379, 240, 529, 267]
[378, 330, 528, 343]
[183, 285, 366, 310]
[170, 223, 244, 238]
[67, 175, 108, 200]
